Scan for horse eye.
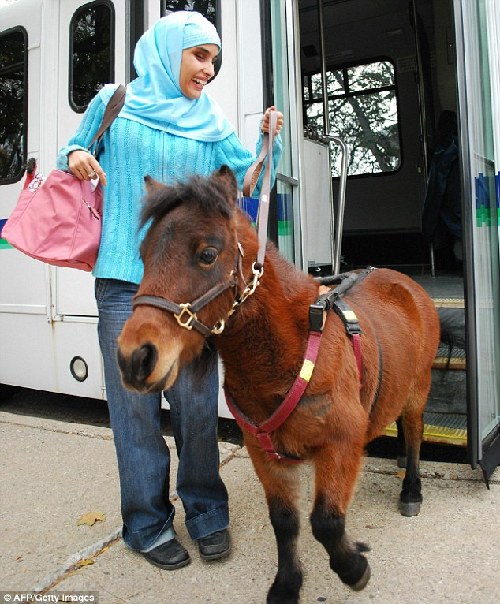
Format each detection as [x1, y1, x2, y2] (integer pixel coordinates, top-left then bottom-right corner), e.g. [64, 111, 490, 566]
[199, 247, 219, 266]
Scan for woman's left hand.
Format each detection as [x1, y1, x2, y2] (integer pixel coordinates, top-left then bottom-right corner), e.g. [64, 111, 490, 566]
[262, 106, 284, 135]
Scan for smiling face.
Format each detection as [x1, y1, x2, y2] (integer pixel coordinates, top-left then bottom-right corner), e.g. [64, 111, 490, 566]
[179, 44, 219, 99]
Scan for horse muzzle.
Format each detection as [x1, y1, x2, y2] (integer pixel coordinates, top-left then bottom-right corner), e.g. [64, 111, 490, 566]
[117, 342, 158, 392]
[117, 341, 179, 393]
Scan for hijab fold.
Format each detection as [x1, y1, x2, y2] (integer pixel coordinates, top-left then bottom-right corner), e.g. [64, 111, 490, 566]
[120, 11, 234, 142]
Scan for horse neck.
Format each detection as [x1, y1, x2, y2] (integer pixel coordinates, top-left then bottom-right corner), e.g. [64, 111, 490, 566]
[218, 225, 319, 416]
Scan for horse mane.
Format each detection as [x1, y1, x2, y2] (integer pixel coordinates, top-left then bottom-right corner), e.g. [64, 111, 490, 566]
[140, 174, 234, 229]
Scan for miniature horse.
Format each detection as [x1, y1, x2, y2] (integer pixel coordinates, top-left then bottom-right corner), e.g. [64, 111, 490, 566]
[117, 167, 440, 603]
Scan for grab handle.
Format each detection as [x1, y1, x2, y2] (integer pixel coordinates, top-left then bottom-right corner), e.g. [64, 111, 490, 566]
[322, 136, 348, 274]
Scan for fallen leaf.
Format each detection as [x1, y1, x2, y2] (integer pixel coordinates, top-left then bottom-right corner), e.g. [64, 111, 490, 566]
[75, 558, 95, 567]
[77, 511, 106, 527]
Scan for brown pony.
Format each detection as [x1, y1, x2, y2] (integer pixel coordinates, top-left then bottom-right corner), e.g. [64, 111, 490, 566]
[117, 167, 440, 604]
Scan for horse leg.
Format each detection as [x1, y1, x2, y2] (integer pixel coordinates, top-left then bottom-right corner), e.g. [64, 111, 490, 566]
[310, 444, 371, 591]
[246, 441, 303, 604]
[396, 417, 407, 468]
[398, 401, 425, 517]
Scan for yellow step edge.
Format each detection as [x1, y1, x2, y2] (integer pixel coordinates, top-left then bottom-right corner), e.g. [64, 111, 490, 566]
[432, 357, 466, 370]
[433, 298, 465, 308]
[385, 422, 467, 447]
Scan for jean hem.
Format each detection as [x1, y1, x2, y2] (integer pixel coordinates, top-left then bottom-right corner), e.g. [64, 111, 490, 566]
[122, 508, 175, 552]
[185, 505, 230, 541]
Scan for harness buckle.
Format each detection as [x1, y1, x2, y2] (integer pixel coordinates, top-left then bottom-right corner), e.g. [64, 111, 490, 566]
[174, 304, 196, 330]
[309, 302, 325, 332]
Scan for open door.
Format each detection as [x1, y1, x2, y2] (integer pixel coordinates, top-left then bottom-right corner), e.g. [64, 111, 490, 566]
[454, 0, 500, 483]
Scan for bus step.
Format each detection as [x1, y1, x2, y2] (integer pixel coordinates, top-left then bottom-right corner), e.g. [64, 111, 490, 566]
[385, 412, 467, 446]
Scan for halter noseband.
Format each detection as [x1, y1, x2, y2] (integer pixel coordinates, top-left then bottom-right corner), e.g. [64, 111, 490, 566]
[133, 275, 237, 337]
[132, 242, 264, 338]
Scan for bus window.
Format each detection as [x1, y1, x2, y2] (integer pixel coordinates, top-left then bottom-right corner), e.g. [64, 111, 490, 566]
[0, 28, 27, 184]
[303, 59, 401, 178]
[69, 1, 114, 112]
[161, 1, 218, 25]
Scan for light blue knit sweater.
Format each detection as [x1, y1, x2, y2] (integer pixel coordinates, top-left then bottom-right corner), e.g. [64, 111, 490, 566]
[57, 85, 283, 284]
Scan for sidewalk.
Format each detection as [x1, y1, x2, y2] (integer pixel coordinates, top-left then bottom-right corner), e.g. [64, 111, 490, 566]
[1, 405, 499, 604]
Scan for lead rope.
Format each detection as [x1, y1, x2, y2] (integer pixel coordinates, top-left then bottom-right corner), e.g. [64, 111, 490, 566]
[241, 110, 278, 270]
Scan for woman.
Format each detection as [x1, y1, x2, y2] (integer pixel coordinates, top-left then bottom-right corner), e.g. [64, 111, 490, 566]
[57, 11, 283, 570]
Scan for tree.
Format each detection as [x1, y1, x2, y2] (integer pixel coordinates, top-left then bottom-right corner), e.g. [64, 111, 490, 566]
[305, 61, 401, 177]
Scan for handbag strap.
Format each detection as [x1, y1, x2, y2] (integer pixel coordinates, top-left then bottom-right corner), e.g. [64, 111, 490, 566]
[88, 84, 127, 150]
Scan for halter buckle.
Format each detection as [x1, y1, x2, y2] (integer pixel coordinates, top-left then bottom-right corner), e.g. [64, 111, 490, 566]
[211, 319, 226, 335]
[174, 304, 196, 330]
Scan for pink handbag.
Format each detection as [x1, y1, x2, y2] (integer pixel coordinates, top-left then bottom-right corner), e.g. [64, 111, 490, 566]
[1, 85, 126, 271]
[2, 170, 103, 271]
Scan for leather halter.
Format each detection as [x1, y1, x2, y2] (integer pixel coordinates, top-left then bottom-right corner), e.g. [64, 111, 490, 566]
[133, 246, 242, 337]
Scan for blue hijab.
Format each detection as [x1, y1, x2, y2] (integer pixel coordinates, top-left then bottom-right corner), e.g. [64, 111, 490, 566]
[120, 11, 234, 142]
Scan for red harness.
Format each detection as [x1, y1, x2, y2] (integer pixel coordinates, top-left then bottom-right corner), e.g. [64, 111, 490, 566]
[225, 329, 323, 462]
[224, 270, 370, 463]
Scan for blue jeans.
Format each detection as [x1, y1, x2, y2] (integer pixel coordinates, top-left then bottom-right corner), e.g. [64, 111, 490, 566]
[95, 278, 229, 551]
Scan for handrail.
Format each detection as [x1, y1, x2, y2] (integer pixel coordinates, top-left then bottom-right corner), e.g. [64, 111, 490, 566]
[315, 0, 348, 274]
[327, 136, 349, 274]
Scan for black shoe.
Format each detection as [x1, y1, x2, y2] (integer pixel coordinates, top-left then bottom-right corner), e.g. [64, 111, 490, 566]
[142, 538, 191, 570]
[198, 529, 231, 561]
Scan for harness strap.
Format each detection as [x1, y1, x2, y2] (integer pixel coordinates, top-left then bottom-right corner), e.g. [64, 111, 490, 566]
[225, 328, 322, 462]
[331, 297, 363, 381]
[369, 337, 384, 417]
[315, 268, 375, 384]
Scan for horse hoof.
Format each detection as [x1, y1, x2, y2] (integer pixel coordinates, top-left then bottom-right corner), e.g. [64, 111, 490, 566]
[350, 563, 371, 591]
[400, 501, 421, 516]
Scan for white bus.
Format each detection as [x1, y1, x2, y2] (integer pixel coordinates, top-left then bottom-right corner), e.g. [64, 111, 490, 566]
[1, 0, 499, 480]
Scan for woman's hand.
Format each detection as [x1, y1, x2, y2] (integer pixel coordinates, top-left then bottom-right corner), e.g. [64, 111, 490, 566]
[262, 106, 284, 135]
[68, 150, 107, 185]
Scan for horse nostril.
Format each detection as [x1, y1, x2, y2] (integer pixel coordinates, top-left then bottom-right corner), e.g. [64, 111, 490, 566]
[133, 343, 158, 382]
[118, 343, 158, 387]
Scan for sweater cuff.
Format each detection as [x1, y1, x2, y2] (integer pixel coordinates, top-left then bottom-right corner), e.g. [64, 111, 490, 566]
[56, 144, 89, 170]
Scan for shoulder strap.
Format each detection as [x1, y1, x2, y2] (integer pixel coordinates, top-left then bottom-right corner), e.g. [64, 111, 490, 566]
[88, 84, 127, 150]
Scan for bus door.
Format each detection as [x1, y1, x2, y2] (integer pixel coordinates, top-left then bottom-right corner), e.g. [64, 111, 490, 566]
[454, 0, 500, 481]
[54, 0, 128, 319]
[298, 0, 428, 268]
[0, 1, 51, 392]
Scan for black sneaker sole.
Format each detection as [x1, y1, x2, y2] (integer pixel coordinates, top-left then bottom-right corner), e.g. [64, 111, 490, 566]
[142, 551, 191, 570]
[199, 547, 231, 561]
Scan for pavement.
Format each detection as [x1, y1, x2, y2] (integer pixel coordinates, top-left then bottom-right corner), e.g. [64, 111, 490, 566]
[1, 395, 499, 604]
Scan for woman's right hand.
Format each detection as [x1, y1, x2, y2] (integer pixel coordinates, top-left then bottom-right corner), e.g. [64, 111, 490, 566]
[68, 150, 107, 185]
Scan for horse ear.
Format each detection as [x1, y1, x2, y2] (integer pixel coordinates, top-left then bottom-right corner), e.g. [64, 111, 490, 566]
[144, 175, 166, 194]
[212, 165, 238, 203]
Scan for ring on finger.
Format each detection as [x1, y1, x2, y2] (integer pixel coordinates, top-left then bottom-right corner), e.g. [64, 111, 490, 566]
[88, 170, 97, 179]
